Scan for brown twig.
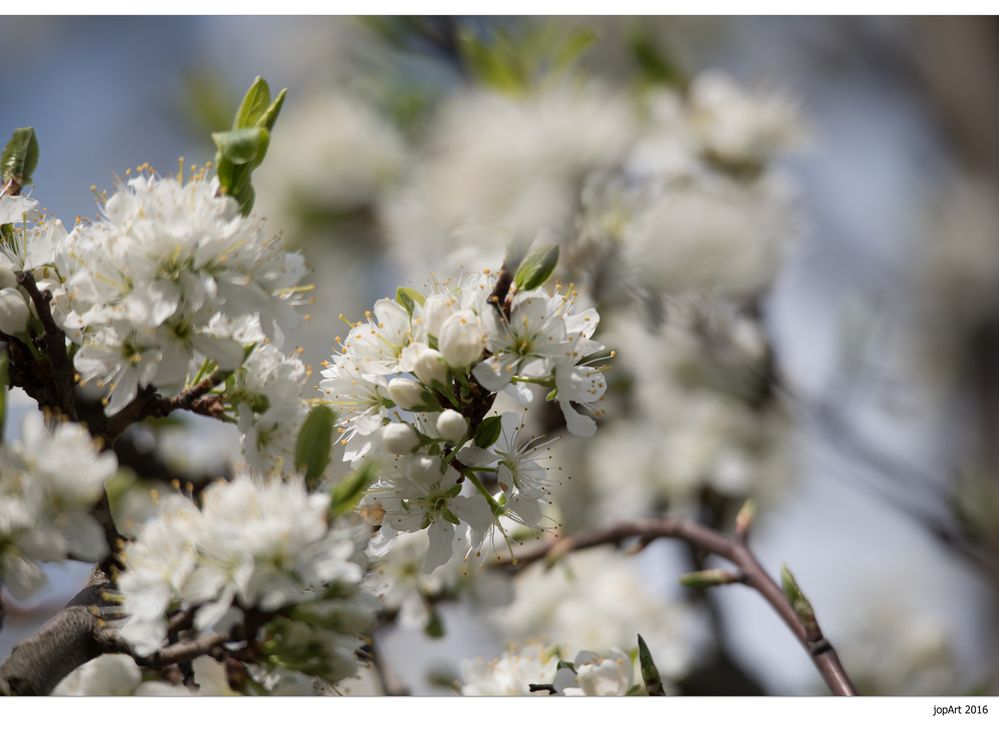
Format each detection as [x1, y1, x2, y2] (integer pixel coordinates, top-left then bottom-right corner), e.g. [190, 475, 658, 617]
[489, 518, 858, 697]
[15, 271, 77, 420]
[119, 633, 231, 670]
[100, 370, 229, 441]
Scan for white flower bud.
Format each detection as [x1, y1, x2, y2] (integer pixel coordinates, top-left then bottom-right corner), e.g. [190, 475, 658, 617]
[381, 423, 420, 454]
[404, 455, 441, 483]
[0, 288, 30, 334]
[413, 348, 448, 386]
[438, 309, 484, 369]
[0, 266, 18, 290]
[387, 377, 425, 410]
[423, 293, 457, 339]
[436, 409, 467, 442]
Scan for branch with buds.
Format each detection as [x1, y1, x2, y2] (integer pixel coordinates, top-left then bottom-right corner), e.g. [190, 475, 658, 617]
[483, 509, 857, 696]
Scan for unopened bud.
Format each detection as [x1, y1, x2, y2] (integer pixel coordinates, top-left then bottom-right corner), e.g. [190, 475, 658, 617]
[388, 377, 425, 410]
[436, 409, 467, 442]
[735, 499, 755, 539]
[438, 309, 484, 369]
[0, 266, 18, 290]
[381, 423, 420, 455]
[413, 348, 449, 386]
[0, 288, 30, 334]
[423, 293, 457, 339]
[679, 569, 743, 588]
[780, 563, 819, 637]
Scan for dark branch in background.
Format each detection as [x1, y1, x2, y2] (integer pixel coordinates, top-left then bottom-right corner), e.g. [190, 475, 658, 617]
[675, 490, 766, 695]
[361, 635, 410, 696]
[487, 516, 857, 697]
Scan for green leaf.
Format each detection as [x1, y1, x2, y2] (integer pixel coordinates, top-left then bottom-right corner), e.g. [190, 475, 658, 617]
[257, 88, 286, 132]
[395, 286, 425, 317]
[473, 415, 503, 448]
[329, 462, 378, 517]
[1, 128, 39, 186]
[294, 405, 335, 488]
[637, 634, 666, 696]
[780, 563, 819, 635]
[212, 128, 269, 166]
[212, 77, 286, 216]
[630, 33, 685, 88]
[513, 242, 559, 291]
[233, 76, 271, 129]
[553, 29, 598, 71]
[458, 30, 525, 94]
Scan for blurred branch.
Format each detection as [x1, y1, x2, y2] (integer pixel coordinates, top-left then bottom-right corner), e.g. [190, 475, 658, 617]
[360, 635, 409, 696]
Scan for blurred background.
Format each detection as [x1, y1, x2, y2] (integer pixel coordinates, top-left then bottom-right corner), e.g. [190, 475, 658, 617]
[1, 15, 998, 696]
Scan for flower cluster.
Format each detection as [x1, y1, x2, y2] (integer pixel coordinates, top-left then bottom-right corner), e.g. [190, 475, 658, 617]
[364, 528, 514, 631]
[491, 547, 708, 680]
[383, 84, 636, 277]
[0, 411, 117, 598]
[574, 70, 801, 301]
[0, 198, 67, 336]
[117, 474, 376, 687]
[319, 264, 607, 571]
[51, 173, 306, 414]
[583, 310, 793, 517]
[228, 340, 311, 476]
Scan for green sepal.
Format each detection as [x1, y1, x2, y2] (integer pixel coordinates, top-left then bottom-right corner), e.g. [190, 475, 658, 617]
[513, 242, 559, 291]
[637, 634, 666, 696]
[395, 286, 425, 316]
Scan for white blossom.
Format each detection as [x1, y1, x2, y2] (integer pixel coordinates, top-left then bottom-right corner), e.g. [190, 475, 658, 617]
[55, 173, 305, 414]
[118, 473, 374, 687]
[460, 642, 560, 696]
[553, 649, 635, 696]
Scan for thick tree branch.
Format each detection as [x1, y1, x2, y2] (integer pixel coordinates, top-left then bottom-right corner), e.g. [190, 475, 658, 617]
[0, 569, 116, 696]
[489, 517, 858, 697]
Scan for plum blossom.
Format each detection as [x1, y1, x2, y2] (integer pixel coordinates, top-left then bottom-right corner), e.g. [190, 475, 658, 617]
[0, 412, 117, 599]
